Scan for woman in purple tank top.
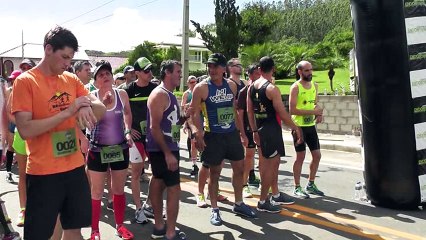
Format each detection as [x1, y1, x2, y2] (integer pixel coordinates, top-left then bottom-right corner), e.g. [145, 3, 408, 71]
[85, 62, 135, 240]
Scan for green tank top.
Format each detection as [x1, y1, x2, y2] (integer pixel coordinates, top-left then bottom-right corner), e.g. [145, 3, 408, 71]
[292, 81, 316, 127]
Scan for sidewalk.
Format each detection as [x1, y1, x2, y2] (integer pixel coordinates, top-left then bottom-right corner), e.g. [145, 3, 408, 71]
[282, 130, 362, 153]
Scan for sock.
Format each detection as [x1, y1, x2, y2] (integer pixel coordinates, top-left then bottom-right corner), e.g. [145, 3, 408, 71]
[113, 194, 126, 226]
[273, 193, 280, 198]
[235, 201, 243, 206]
[259, 200, 265, 204]
[249, 170, 255, 182]
[6, 150, 14, 172]
[211, 207, 219, 212]
[308, 180, 314, 186]
[91, 199, 101, 231]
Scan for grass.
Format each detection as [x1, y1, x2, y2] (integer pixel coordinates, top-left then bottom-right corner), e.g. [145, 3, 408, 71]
[275, 68, 350, 95]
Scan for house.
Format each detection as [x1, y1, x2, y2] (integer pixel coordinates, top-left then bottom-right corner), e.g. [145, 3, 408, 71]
[156, 36, 210, 72]
[87, 55, 128, 72]
[0, 43, 90, 78]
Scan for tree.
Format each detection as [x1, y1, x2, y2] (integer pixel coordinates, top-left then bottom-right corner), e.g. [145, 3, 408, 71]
[191, 0, 242, 58]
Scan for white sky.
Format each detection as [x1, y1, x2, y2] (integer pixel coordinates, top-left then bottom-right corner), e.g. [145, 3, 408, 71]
[0, 0, 270, 53]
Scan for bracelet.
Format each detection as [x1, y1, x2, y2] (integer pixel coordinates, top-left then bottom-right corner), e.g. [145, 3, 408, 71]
[124, 129, 131, 135]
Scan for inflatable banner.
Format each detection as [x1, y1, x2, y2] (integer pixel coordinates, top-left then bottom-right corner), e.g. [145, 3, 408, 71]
[404, 0, 426, 204]
[351, 0, 421, 209]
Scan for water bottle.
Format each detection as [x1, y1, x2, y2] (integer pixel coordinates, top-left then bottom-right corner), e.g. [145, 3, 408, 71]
[354, 181, 362, 200]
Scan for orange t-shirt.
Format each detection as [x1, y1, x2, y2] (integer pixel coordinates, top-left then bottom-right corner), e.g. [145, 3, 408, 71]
[11, 68, 89, 175]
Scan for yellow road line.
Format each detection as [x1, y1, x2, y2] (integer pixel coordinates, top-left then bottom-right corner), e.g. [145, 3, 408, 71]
[180, 177, 425, 240]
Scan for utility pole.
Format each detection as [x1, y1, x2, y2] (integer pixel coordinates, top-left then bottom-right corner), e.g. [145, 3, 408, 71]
[180, 0, 190, 92]
[21, 29, 24, 60]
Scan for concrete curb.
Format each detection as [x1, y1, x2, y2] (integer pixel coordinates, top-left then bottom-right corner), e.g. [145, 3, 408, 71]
[283, 139, 361, 154]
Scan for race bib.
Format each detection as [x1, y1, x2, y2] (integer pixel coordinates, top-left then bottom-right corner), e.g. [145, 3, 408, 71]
[51, 128, 77, 157]
[100, 145, 124, 164]
[217, 107, 234, 125]
[140, 120, 147, 135]
[171, 125, 181, 142]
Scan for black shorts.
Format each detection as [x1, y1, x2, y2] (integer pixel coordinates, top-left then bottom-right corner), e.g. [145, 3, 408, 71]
[149, 151, 180, 187]
[24, 166, 91, 239]
[200, 130, 244, 166]
[245, 130, 256, 149]
[292, 125, 320, 152]
[258, 121, 285, 158]
[87, 148, 130, 172]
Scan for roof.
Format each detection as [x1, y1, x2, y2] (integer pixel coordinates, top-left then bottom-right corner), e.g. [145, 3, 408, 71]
[88, 56, 128, 71]
[156, 36, 208, 51]
[0, 43, 90, 60]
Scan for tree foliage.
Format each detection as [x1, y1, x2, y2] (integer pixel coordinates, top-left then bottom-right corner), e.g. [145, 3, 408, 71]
[191, 0, 242, 58]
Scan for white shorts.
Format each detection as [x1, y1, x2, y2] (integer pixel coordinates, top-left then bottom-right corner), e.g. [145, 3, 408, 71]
[129, 145, 143, 163]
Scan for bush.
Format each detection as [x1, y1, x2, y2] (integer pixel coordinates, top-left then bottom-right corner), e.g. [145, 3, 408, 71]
[188, 69, 207, 77]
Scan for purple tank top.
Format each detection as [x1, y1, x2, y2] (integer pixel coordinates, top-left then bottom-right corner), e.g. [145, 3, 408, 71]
[90, 89, 127, 151]
[146, 87, 180, 152]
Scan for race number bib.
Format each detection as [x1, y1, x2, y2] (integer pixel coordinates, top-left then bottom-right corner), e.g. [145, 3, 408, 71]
[171, 125, 181, 142]
[217, 107, 234, 125]
[100, 145, 124, 164]
[140, 120, 147, 135]
[51, 129, 77, 157]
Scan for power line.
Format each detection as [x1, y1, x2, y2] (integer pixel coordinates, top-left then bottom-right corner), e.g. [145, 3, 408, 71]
[61, 0, 116, 25]
[83, 0, 160, 25]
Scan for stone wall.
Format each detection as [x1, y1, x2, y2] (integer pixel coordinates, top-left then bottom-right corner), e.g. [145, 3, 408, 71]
[282, 95, 361, 135]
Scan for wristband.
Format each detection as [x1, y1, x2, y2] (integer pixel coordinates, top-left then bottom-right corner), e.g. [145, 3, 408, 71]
[124, 129, 131, 135]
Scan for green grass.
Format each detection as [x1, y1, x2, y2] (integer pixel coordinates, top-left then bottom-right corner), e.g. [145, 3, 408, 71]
[275, 68, 350, 95]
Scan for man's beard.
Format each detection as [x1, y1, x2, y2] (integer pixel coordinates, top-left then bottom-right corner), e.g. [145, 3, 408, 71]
[303, 74, 312, 81]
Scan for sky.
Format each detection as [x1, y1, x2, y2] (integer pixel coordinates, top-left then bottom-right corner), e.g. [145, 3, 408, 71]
[0, 0, 271, 53]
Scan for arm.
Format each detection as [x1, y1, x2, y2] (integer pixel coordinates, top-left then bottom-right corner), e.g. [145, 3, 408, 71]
[76, 93, 106, 130]
[77, 127, 88, 154]
[181, 91, 189, 110]
[237, 87, 248, 147]
[5, 89, 14, 123]
[148, 90, 178, 171]
[314, 83, 323, 123]
[119, 90, 133, 146]
[227, 80, 242, 132]
[289, 83, 322, 116]
[188, 83, 206, 151]
[246, 85, 260, 145]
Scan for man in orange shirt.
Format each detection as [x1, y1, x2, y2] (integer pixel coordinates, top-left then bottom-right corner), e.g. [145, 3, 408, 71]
[11, 26, 105, 240]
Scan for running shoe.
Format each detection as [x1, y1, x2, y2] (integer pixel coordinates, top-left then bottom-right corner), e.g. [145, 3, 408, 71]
[257, 200, 282, 213]
[143, 203, 166, 218]
[134, 208, 149, 224]
[6, 173, 13, 183]
[294, 186, 310, 199]
[2, 232, 21, 240]
[151, 225, 166, 239]
[90, 230, 100, 240]
[165, 230, 187, 240]
[116, 225, 134, 240]
[305, 183, 325, 196]
[232, 202, 257, 218]
[196, 194, 208, 208]
[210, 209, 223, 226]
[106, 200, 113, 211]
[16, 209, 25, 227]
[243, 186, 253, 198]
[248, 177, 261, 187]
[190, 164, 199, 177]
[271, 192, 295, 205]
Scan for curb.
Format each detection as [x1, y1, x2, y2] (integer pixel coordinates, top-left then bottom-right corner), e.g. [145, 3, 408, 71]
[283, 139, 361, 154]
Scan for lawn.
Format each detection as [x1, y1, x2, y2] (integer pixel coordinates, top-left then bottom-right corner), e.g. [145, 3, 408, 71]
[275, 68, 350, 95]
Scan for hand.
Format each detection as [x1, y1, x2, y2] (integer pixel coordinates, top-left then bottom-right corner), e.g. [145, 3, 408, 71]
[316, 115, 323, 124]
[67, 96, 91, 116]
[165, 152, 178, 171]
[80, 137, 89, 154]
[77, 106, 97, 131]
[240, 133, 248, 148]
[131, 128, 141, 140]
[253, 131, 260, 146]
[194, 131, 206, 152]
[294, 127, 303, 145]
[102, 91, 113, 105]
[314, 105, 323, 116]
[126, 134, 134, 148]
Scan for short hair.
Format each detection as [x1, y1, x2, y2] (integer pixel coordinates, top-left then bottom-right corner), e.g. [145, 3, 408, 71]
[246, 63, 259, 75]
[73, 60, 91, 72]
[43, 26, 78, 52]
[159, 60, 182, 80]
[259, 56, 274, 73]
[227, 58, 239, 66]
[297, 60, 311, 70]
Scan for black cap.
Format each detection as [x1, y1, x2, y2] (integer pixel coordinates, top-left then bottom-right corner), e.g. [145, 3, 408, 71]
[206, 53, 227, 67]
[123, 65, 134, 74]
[93, 61, 112, 80]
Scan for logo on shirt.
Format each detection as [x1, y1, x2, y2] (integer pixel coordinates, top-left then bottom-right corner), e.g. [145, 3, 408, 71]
[48, 92, 72, 113]
[209, 88, 233, 103]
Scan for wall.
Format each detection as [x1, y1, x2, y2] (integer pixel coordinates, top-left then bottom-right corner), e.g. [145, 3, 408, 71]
[282, 95, 361, 135]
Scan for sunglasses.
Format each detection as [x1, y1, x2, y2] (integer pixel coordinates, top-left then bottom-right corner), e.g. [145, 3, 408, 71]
[143, 68, 152, 74]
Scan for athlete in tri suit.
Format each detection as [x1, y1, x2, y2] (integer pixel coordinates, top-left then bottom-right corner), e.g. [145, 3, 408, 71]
[146, 60, 187, 240]
[289, 60, 324, 199]
[189, 53, 257, 226]
[86, 62, 134, 240]
[237, 63, 261, 198]
[123, 57, 156, 223]
[247, 56, 301, 213]
[11, 26, 105, 240]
